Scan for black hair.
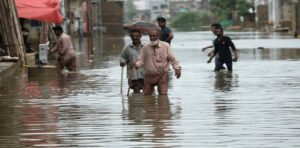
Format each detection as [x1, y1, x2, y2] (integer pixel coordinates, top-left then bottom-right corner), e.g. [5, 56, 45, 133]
[130, 29, 141, 34]
[216, 27, 223, 33]
[52, 25, 63, 32]
[156, 16, 166, 22]
[211, 23, 222, 28]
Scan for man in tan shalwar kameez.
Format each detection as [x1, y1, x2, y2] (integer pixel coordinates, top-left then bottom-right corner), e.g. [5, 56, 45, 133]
[50, 26, 77, 73]
[135, 29, 181, 95]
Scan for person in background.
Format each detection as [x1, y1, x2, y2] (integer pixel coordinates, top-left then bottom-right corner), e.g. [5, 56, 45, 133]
[135, 29, 181, 95]
[120, 29, 145, 94]
[207, 27, 238, 72]
[156, 17, 174, 45]
[202, 23, 225, 70]
[49, 25, 77, 73]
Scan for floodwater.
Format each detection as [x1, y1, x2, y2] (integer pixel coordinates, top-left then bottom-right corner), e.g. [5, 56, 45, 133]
[0, 31, 300, 147]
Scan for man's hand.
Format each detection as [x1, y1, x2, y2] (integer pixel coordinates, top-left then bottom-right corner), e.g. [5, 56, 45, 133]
[207, 59, 212, 63]
[207, 51, 214, 57]
[175, 68, 181, 79]
[131, 62, 138, 69]
[120, 62, 126, 67]
[202, 47, 208, 51]
[232, 57, 238, 62]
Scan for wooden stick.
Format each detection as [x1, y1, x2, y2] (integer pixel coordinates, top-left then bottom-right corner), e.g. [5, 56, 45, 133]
[120, 67, 124, 95]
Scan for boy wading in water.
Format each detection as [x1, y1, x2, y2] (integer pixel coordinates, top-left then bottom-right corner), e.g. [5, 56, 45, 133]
[202, 23, 226, 70]
[207, 27, 238, 72]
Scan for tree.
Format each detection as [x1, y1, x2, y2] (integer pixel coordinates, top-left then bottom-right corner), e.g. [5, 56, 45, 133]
[209, 0, 252, 24]
[170, 11, 214, 31]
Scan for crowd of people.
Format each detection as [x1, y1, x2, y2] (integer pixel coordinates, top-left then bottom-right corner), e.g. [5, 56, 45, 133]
[120, 17, 238, 96]
[49, 16, 238, 96]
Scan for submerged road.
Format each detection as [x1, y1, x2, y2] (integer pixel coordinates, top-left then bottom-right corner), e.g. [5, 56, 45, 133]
[0, 31, 300, 147]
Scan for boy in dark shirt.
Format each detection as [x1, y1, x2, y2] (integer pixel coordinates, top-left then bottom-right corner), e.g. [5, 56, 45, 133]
[207, 27, 238, 71]
[156, 17, 174, 45]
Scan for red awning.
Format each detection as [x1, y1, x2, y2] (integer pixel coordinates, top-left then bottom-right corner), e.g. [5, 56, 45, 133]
[15, 0, 63, 24]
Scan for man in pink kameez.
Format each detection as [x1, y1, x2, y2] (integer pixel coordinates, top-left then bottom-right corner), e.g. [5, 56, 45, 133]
[135, 29, 181, 95]
[50, 26, 77, 73]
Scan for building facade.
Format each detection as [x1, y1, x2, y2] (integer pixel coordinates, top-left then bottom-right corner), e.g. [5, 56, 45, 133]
[146, 0, 170, 20]
[255, 0, 300, 34]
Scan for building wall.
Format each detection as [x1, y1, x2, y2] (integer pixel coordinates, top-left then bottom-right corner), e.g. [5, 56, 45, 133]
[101, 1, 124, 37]
[258, 0, 300, 33]
[147, 0, 170, 20]
[296, 2, 300, 34]
[256, 5, 268, 29]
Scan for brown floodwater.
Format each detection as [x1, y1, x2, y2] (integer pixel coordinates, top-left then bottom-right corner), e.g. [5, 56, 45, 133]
[0, 31, 300, 147]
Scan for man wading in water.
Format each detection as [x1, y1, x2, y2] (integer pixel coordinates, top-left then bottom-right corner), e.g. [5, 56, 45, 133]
[207, 27, 238, 72]
[49, 26, 77, 73]
[202, 23, 226, 70]
[120, 29, 144, 94]
[134, 29, 181, 95]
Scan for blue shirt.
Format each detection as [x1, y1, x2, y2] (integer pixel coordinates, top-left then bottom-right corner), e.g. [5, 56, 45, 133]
[160, 27, 172, 44]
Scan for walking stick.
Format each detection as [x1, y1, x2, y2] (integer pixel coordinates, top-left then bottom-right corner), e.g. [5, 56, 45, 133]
[127, 67, 133, 96]
[121, 67, 124, 95]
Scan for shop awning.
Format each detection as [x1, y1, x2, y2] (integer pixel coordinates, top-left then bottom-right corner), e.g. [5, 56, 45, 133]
[15, 0, 63, 24]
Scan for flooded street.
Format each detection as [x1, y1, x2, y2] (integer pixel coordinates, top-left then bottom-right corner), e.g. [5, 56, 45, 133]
[0, 31, 300, 147]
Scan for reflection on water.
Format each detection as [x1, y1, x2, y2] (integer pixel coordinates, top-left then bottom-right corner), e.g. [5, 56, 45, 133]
[239, 48, 300, 62]
[213, 72, 237, 125]
[215, 71, 238, 91]
[214, 98, 236, 125]
[258, 48, 300, 60]
[123, 95, 180, 146]
[0, 31, 300, 147]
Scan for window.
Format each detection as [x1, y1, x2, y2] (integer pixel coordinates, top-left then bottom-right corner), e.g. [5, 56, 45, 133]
[161, 4, 167, 9]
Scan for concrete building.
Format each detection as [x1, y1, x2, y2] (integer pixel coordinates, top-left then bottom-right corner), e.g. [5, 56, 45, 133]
[62, 0, 124, 37]
[146, 0, 170, 21]
[254, 0, 269, 29]
[268, 0, 300, 33]
[255, 0, 300, 34]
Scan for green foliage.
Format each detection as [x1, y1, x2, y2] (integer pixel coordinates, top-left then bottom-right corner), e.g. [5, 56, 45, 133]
[170, 11, 214, 31]
[236, 0, 252, 16]
[209, 0, 252, 21]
